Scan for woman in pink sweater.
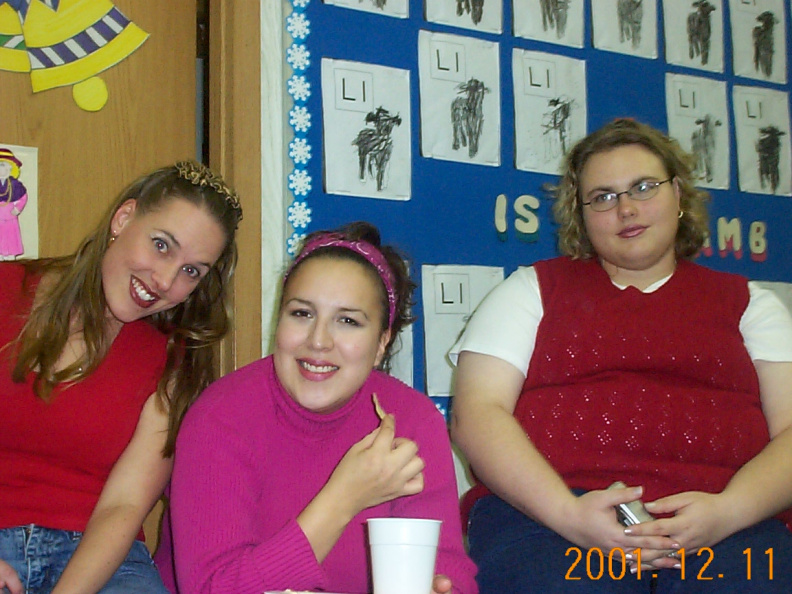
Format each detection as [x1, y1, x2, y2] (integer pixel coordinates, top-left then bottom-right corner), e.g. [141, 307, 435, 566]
[155, 222, 477, 594]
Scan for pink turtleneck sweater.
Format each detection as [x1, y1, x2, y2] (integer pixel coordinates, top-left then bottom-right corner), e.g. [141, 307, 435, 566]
[155, 355, 477, 594]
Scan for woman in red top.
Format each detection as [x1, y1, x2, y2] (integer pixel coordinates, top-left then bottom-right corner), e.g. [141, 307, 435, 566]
[0, 162, 242, 594]
[451, 119, 792, 592]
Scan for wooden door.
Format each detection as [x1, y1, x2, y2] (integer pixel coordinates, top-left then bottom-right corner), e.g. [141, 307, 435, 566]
[1, 0, 197, 257]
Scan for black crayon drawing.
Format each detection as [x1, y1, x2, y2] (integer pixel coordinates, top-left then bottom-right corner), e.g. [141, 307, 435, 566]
[352, 106, 402, 191]
[756, 126, 786, 193]
[451, 78, 490, 158]
[617, 0, 643, 48]
[368, 0, 387, 9]
[687, 1, 716, 65]
[542, 96, 574, 159]
[690, 114, 721, 183]
[539, 0, 570, 38]
[752, 11, 777, 78]
[456, 0, 484, 25]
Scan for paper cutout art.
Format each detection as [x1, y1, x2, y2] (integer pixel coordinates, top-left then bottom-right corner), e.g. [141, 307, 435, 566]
[322, 0, 408, 18]
[513, 0, 585, 48]
[321, 58, 411, 201]
[0, 147, 27, 260]
[513, 49, 586, 174]
[0, 144, 38, 259]
[418, 30, 501, 166]
[663, 0, 724, 73]
[665, 73, 730, 189]
[732, 86, 791, 196]
[425, 0, 503, 35]
[421, 264, 503, 397]
[592, 0, 658, 59]
[729, 0, 787, 84]
[0, 0, 148, 111]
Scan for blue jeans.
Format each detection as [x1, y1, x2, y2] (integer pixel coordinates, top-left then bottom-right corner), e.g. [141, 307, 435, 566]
[0, 525, 168, 594]
[468, 495, 792, 593]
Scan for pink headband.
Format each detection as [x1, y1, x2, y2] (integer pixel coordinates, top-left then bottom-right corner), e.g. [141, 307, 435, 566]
[286, 234, 398, 328]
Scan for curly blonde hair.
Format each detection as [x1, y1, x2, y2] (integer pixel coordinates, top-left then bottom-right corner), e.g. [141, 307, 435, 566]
[551, 118, 710, 260]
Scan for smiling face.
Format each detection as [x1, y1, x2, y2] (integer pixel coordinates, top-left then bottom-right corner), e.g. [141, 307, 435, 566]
[274, 256, 390, 414]
[101, 197, 226, 325]
[580, 144, 681, 287]
[0, 161, 11, 180]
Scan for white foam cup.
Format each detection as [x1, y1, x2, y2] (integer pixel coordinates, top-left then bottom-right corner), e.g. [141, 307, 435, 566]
[367, 518, 442, 594]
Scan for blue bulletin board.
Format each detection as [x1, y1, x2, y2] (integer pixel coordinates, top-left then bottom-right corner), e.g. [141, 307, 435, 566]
[282, 0, 792, 401]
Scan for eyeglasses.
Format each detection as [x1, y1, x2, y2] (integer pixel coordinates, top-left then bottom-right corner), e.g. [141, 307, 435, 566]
[581, 178, 674, 212]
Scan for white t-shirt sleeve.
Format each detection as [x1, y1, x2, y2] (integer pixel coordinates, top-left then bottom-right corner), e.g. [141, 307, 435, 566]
[742, 282, 792, 362]
[448, 267, 543, 377]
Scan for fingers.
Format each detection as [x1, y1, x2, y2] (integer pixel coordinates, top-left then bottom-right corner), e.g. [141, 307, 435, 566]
[354, 413, 394, 452]
[358, 418, 425, 502]
[372, 413, 396, 444]
[402, 471, 425, 496]
[623, 519, 681, 552]
[644, 493, 688, 515]
[0, 560, 23, 594]
[605, 483, 645, 507]
[391, 440, 425, 495]
[431, 574, 453, 594]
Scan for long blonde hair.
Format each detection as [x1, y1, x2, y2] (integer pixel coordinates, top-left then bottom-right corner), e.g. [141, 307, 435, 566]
[10, 163, 241, 456]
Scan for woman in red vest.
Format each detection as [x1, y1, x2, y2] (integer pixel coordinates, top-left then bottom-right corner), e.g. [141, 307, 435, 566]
[451, 118, 792, 593]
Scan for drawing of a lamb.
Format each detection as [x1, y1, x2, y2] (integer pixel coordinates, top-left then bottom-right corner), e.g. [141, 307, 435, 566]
[687, 0, 716, 65]
[352, 106, 402, 191]
[451, 78, 490, 158]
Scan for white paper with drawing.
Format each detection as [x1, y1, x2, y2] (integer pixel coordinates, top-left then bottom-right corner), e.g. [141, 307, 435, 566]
[321, 58, 411, 201]
[424, 0, 502, 34]
[732, 85, 791, 196]
[513, 49, 587, 174]
[422, 265, 504, 397]
[513, 0, 585, 48]
[728, 0, 787, 84]
[418, 30, 501, 167]
[663, 0, 724, 73]
[665, 73, 730, 190]
[322, 0, 408, 18]
[592, 0, 658, 59]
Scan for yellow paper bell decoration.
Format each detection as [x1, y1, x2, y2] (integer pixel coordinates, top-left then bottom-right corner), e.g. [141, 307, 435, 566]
[0, 3, 29, 73]
[0, 0, 148, 111]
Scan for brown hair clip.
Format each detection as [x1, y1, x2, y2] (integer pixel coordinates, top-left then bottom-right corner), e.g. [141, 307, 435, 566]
[175, 161, 243, 224]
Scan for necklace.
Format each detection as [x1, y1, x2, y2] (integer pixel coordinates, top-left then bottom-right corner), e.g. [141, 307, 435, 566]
[66, 333, 85, 374]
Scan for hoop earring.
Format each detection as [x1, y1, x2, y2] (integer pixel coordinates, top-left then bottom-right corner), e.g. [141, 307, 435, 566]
[678, 210, 684, 219]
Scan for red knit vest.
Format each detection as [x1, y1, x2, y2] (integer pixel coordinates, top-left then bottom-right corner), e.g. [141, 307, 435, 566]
[462, 258, 784, 525]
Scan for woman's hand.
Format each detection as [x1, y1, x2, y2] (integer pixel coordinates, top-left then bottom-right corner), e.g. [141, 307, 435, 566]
[431, 573, 452, 593]
[298, 413, 425, 563]
[329, 413, 425, 513]
[0, 559, 23, 594]
[631, 491, 734, 556]
[557, 486, 678, 555]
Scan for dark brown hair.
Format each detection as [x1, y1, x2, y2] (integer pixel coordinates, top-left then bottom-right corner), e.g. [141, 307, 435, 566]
[283, 221, 416, 368]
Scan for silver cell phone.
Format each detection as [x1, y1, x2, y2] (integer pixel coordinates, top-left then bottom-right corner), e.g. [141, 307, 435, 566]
[607, 481, 655, 527]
